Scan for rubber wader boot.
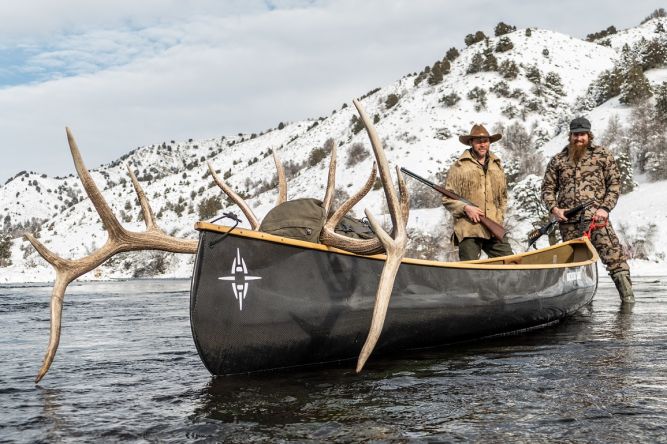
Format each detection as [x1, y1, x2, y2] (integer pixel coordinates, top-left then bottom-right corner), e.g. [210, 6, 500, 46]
[611, 271, 635, 304]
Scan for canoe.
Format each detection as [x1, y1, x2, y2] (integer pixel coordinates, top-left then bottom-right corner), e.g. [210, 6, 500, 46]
[190, 222, 599, 375]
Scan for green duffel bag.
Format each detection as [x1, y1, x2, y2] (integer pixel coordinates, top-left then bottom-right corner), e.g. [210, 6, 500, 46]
[259, 198, 327, 243]
[258, 198, 376, 243]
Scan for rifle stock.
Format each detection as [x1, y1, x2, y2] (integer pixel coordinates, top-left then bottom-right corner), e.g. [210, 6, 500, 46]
[400, 167, 506, 240]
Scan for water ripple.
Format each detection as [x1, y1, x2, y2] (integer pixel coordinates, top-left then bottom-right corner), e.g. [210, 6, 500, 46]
[1, 277, 666, 442]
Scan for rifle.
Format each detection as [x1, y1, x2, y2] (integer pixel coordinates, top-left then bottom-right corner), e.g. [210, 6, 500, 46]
[400, 167, 506, 240]
[526, 200, 594, 249]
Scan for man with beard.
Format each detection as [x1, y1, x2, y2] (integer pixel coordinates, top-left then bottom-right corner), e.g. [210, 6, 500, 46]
[542, 117, 635, 304]
[442, 124, 513, 261]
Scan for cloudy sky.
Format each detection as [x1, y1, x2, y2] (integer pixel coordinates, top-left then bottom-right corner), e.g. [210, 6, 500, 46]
[0, 0, 664, 181]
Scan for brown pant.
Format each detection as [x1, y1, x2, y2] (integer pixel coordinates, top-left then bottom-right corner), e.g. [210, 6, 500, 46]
[559, 220, 630, 276]
[458, 236, 514, 261]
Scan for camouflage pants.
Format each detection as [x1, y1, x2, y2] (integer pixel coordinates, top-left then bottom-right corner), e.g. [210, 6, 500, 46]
[559, 220, 630, 276]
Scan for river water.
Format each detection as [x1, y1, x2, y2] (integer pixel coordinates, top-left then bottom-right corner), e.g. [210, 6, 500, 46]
[1, 276, 666, 443]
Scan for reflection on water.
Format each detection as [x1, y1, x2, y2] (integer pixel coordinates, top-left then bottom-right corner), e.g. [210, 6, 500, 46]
[1, 277, 666, 442]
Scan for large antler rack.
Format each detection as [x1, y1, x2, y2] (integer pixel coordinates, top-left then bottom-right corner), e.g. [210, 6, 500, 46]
[30, 98, 409, 381]
[27, 128, 198, 383]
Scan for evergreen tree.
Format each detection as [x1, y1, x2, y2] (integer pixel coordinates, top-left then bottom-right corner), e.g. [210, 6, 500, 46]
[464, 31, 486, 46]
[615, 151, 637, 193]
[466, 53, 484, 74]
[641, 8, 666, 24]
[495, 36, 514, 52]
[498, 59, 519, 79]
[445, 47, 460, 61]
[482, 49, 498, 71]
[525, 65, 541, 84]
[0, 234, 12, 267]
[385, 94, 399, 109]
[640, 37, 667, 70]
[494, 22, 516, 36]
[440, 92, 461, 107]
[466, 87, 487, 111]
[627, 102, 656, 172]
[596, 68, 624, 104]
[490, 80, 511, 97]
[654, 81, 667, 124]
[427, 59, 450, 86]
[544, 72, 565, 96]
[620, 64, 653, 105]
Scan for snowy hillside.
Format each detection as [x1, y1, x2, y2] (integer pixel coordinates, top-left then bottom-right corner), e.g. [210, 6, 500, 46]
[2, 17, 667, 283]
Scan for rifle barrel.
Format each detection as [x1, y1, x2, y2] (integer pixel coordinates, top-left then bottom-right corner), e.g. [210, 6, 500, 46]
[400, 167, 505, 240]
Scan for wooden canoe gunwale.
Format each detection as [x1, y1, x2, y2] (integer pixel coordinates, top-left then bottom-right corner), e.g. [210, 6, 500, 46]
[194, 221, 599, 269]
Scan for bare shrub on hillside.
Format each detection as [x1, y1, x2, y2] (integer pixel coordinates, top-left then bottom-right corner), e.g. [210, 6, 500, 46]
[494, 121, 544, 183]
[405, 224, 456, 262]
[346, 143, 370, 167]
[132, 251, 172, 277]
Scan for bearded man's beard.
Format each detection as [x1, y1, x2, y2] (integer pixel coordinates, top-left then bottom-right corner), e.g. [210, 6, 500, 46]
[568, 142, 588, 163]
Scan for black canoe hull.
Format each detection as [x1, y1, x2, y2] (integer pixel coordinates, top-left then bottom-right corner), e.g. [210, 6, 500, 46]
[190, 224, 598, 375]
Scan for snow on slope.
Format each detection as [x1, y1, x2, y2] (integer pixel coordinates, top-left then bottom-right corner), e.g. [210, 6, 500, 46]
[1, 19, 666, 283]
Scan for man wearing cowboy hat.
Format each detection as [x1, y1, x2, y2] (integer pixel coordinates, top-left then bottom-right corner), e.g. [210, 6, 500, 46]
[442, 124, 513, 261]
[542, 117, 635, 304]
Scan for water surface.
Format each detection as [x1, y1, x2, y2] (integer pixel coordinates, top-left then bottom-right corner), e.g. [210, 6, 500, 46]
[1, 277, 666, 442]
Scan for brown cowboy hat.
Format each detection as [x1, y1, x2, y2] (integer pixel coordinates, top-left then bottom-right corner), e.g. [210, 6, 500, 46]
[458, 124, 502, 145]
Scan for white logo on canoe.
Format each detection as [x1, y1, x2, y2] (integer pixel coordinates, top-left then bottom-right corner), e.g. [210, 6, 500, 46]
[218, 248, 262, 310]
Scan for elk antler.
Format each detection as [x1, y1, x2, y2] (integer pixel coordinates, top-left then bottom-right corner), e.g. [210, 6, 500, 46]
[208, 150, 288, 229]
[319, 162, 383, 254]
[207, 161, 260, 230]
[273, 151, 287, 206]
[348, 99, 408, 372]
[322, 142, 337, 214]
[319, 158, 409, 255]
[27, 127, 198, 383]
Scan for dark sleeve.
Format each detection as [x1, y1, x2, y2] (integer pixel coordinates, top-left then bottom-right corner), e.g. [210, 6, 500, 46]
[600, 151, 621, 212]
[541, 156, 559, 212]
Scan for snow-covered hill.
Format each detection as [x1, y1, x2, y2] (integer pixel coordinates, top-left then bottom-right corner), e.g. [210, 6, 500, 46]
[2, 18, 667, 283]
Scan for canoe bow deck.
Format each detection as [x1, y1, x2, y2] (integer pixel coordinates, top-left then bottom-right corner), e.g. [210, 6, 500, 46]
[190, 222, 599, 375]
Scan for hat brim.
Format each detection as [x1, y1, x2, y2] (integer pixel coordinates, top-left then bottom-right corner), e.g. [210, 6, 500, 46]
[458, 133, 502, 145]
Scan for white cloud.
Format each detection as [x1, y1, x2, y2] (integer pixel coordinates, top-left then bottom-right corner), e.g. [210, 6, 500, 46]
[0, 0, 665, 180]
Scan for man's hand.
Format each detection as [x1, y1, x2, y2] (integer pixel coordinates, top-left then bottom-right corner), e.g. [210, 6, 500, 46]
[551, 207, 568, 222]
[464, 205, 484, 223]
[593, 208, 608, 223]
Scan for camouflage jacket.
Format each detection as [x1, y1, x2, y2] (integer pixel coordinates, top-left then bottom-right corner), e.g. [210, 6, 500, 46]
[541, 144, 620, 223]
[442, 149, 508, 241]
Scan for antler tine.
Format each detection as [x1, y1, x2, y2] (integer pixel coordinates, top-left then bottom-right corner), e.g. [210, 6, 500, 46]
[351, 99, 408, 373]
[126, 164, 157, 231]
[319, 162, 385, 255]
[273, 151, 287, 206]
[355, 209, 406, 373]
[322, 142, 337, 214]
[66, 127, 125, 238]
[396, 165, 410, 223]
[352, 101, 402, 227]
[326, 161, 376, 227]
[34, 275, 68, 383]
[29, 128, 198, 382]
[207, 161, 260, 230]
